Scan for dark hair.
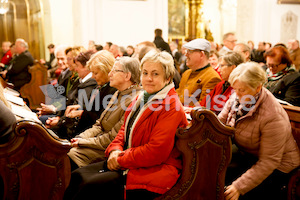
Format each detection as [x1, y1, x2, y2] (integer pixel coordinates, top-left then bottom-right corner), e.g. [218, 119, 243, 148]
[273, 43, 287, 49]
[47, 43, 55, 49]
[264, 46, 292, 66]
[106, 42, 112, 48]
[155, 29, 162, 37]
[127, 45, 134, 50]
[75, 50, 95, 67]
[65, 47, 73, 55]
[95, 45, 103, 51]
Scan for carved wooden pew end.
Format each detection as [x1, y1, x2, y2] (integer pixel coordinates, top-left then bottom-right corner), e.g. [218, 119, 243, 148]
[156, 108, 235, 200]
[0, 120, 71, 200]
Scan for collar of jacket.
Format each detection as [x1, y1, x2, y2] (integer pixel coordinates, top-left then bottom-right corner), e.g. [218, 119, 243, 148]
[234, 87, 268, 122]
[123, 82, 176, 151]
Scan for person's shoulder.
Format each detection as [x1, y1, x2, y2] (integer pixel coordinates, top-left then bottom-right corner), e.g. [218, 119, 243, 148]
[258, 89, 288, 119]
[201, 66, 221, 79]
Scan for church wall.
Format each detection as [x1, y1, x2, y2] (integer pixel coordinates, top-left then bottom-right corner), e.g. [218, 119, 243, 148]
[47, 0, 168, 49]
[45, 0, 300, 50]
[48, 0, 75, 47]
[237, 0, 300, 48]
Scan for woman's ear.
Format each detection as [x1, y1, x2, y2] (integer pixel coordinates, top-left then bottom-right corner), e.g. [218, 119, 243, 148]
[256, 84, 262, 93]
[125, 72, 132, 82]
[165, 76, 171, 84]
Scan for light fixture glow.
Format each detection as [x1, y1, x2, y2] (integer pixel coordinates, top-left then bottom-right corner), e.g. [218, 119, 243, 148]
[0, 0, 9, 15]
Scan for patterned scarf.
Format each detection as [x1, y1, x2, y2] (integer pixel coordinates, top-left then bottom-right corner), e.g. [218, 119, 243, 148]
[231, 91, 261, 125]
[264, 64, 296, 89]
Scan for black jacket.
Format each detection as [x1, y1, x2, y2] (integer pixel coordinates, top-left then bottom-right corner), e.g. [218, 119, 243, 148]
[7, 50, 34, 90]
[269, 72, 300, 106]
[0, 100, 16, 144]
[153, 36, 172, 55]
[76, 82, 117, 135]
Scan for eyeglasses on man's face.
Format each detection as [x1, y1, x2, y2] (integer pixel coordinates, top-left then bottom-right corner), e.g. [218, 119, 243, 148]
[185, 49, 203, 55]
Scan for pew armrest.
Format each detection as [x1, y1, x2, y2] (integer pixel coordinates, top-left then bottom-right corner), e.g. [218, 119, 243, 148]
[156, 108, 234, 200]
[0, 120, 71, 200]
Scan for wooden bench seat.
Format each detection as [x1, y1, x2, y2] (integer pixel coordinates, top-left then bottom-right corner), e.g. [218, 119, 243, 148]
[283, 105, 300, 200]
[156, 108, 235, 200]
[0, 120, 71, 200]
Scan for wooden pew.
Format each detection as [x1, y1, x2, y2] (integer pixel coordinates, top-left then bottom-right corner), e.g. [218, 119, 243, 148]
[156, 108, 235, 200]
[283, 105, 300, 200]
[20, 61, 48, 110]
[0, 120, 72, 200]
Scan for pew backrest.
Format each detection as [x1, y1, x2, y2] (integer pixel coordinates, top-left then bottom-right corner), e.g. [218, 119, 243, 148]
[0, 120, 71, 200]
[156, 108, 235, 200]
[20, 61, 48, 110]
[282, 105, 300, 200]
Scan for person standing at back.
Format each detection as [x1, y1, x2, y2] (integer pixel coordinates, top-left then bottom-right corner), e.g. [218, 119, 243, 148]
[153, 28, 172, 55]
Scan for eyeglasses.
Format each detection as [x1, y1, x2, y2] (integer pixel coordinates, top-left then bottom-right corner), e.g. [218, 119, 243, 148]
[185, 49, 203, 54]
[267, 63, 281, 69]
[226, 40, 237, 43]
[110, 68, 124, 74]
[218, 64, 230, 68]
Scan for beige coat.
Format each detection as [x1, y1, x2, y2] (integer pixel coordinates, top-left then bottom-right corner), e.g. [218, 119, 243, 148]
[68, 85, 141, 167]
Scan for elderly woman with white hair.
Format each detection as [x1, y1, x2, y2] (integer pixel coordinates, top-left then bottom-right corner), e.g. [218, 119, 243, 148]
[64, 50, 188, 200]
[218, 62, 300, 200]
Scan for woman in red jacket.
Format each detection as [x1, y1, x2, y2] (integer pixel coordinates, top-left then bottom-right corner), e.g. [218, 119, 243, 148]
[64, 50, 188, 200]
[200, 51, 244, 114]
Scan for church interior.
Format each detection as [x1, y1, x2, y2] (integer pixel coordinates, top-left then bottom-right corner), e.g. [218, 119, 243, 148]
[0, 0, 299, 200]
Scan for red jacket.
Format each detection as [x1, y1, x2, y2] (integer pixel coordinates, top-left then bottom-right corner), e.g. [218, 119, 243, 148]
[1, 50, 12, 65]
[200, 80, 234, 114]
[105, 83, 188, 194]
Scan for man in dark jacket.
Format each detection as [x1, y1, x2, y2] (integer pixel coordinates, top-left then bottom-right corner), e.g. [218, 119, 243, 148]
[153, 28, 172, 55]
[0, 38, 34, 91]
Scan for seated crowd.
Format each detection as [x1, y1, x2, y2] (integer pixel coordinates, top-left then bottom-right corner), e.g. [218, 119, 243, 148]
[0, 31, 300, 200]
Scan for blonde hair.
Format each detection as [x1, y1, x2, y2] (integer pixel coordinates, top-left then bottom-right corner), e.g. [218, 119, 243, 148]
[86, 50, 115, 76]
[228, 62, 266, 90]
[141, 49, 175, 83]
[0, 83, 11, 109]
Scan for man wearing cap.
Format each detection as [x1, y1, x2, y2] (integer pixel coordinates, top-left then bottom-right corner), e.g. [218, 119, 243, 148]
[176, 38, 221, 107]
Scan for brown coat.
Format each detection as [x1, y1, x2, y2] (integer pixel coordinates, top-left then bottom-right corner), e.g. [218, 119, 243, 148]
[176, 65, 221, 106]
[68, 85, 141, 167]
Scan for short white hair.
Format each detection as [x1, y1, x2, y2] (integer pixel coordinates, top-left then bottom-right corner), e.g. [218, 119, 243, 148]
[16, 38, 28, 49]
[228, 62, 266, 90]
[141, 49, 175, 83]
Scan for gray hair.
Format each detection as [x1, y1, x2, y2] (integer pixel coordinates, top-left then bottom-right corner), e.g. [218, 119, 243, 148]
[16, 38, 28, 49]
[54, 45, 68, 56]
[220, 51, 245, 66]
[228, 62, 266, 90]
[141, 49, 175, 83]
[117, 57, 141, 84]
